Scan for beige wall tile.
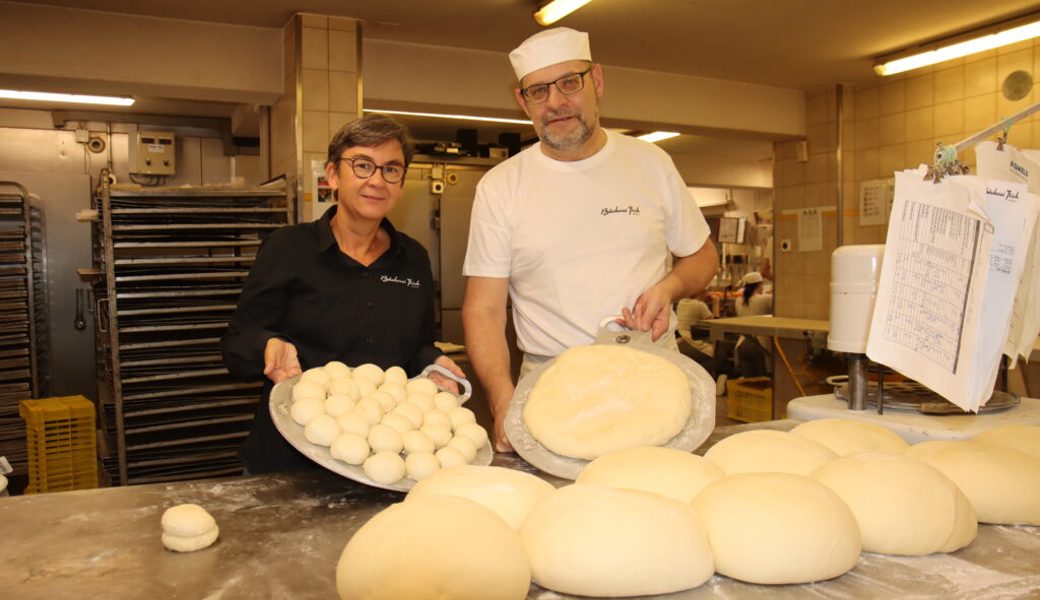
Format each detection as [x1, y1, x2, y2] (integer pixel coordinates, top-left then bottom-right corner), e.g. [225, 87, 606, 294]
[998, 49, 1033, 89]
[329, 71, 358, 113]
[998, 39, 1033, 56]
[329, 111, 354, 138]
[303, 110, 329, 152]
[879, 112, 906, 145]
[782, 159, 806, 187]
[301, 14, 328, 28]
[807, 92, 828, 126]
[999, 91, 1035, 121]
[775, 140, 796, 160]
[854, 118, 879, 151]
[842, 155, 855, 183]
[774, 184, 805, 209]
[283, 20, 297, 79]
[805, 152, 829, 184]
[905, 106, 933, 142]
[854, 86, 879, 120]
[805, 182, 834, 206]
[329, 30, 358, 72]
[879, 144, 907, 176]
[906, 75, 933, 109]
[905, 140, 935, 168]
[934, 66, 964, 103]
[964, 58, 996, 98]
[329, 17, 357, 32]
[963, 93, 996, 133]
[879, 81, 905, 115]
[807, 123, 836, 153]
[857, 148, 880, 180]
[301, 68, 330, 111]
[933, 101, 963, 137]
[1008, 121, 1032, 148]
[301, 27, 328, 70]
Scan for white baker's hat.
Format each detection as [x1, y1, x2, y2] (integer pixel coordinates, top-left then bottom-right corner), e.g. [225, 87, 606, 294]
[509, 27, 591, 81]
[742, 271, 764, 285]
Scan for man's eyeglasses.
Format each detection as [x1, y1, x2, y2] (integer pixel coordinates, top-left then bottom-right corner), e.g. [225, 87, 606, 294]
[520, 69, 592, 104]
[338, 156, 406, 184]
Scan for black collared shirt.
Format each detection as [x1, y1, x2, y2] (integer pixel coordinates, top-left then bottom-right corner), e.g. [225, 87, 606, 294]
[222, 205, 442, 473]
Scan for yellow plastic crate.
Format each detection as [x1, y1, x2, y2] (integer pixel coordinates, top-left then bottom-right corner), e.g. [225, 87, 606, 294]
[726, 377, 773, 423]
[19, 395, 98, 494]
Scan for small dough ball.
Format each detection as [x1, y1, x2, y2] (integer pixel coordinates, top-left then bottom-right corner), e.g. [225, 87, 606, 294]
[323, 360, 352, 380]
[972, 425, 1040, 459]
[352, 363, 385, 387]
[454, 422, 490, 450]
[300, 366, 331, 388]
[433, 391, 461, 413]
[406, 377, 439, 397]
[368, 423, 404, 454]
[406, 392, 434, 413]
[335, 496, 530, 600]
[392, 401, 424, 429]
[380, 412, 414, 436]
[422, 424, 453, 449]
[291, 379, 326, 402]
[692, 473, 861, 584]
[704, 430, 837, 475]
[813, 452, 977, 554]
[423, 409, 452, 430]
[362, 451, 406, 485]
[791, 418, 909, 456]
[383, 365, 408, 386]
[325, 394, 356, 418]
[406, 465, 554, 530]
[328, 378, 360, 401]
[368, 391, 396, 414]
[449, 407, 477, 430]
[354, 378, 377, 399]
[304, 414, 340, 447]
[402, 430, 435, 454]
[577, 446, 724, 503]
[436, 446, 468, 469]
[337, 412, 370, 438]
[906, 439, 1040, 525]
[161, 503, 219, 553]
[355, 397, 383, 425]
[448, 435, 478, 463]
[519, 483, 713, 597]
[377, 382, 407, 405]
[291, 397, 325, 426]
[331, 433, 370, 466]
[405, 452, 440, 481]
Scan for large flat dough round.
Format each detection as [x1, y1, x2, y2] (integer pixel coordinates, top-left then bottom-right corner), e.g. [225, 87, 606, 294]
[523, 345, 691, 460]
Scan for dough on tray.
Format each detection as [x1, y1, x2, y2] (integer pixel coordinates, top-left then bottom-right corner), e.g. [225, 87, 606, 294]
[336, 495, 530, 600]
[523, 345, 691, 460]
[161, 503, 219, 553]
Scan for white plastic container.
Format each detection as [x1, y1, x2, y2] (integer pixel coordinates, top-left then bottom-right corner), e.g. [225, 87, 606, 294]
[828, 245, 884, 354]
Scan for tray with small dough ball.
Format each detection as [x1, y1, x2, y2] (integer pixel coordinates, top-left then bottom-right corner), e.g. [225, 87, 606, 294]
[271, 362, 492, 492]
[505, 318, 716, 480]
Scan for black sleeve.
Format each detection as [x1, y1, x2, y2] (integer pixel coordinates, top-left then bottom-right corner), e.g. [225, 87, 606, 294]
[406, 244, 443, 375]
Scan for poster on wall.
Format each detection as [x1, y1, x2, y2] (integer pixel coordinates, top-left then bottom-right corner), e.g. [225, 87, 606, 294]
[797, 207, 823, 252]
[859, 178, 894, 226]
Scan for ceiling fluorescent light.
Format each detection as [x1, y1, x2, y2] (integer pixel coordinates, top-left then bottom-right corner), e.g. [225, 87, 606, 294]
[0, 89, 135, 107]
[875, 16, 1040, 76]
[637, 131, 680, 143]
[533, 0, 594, 26]
[364, 108, 531, 126]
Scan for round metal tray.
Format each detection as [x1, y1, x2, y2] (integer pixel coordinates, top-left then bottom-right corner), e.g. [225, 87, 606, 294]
[833, 380, 1020, 415]
[505, 326, 716, 481]
[270, 368, 491, 493]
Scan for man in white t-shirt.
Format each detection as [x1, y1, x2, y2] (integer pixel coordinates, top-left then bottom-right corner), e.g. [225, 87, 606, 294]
[462, 27, 719, 451]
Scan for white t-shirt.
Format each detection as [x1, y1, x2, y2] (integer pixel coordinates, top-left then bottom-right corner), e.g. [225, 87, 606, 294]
[464, 130, 711, 357]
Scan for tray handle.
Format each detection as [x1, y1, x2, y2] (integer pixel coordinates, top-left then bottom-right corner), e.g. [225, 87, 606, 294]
[418, 363, 473, 404]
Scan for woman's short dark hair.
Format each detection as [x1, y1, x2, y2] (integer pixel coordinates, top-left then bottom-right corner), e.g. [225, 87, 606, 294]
[742, 281, 761, 306]
[326, 113, 416, 168]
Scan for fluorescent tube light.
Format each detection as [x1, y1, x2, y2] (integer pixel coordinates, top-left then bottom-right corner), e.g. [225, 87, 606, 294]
[533, 0, 594, 26]
[875, 17, 1040, 76]
[363, 108, 531, 126]
[0, 89, 135, 107]
[637, 131, 680, 143]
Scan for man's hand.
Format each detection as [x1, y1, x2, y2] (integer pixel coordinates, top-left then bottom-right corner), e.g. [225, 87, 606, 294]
[263, 338, 302, 383]
[489, 387, 515, 453]
[428, 355, 467, 394]
[621, 284, 673, 341]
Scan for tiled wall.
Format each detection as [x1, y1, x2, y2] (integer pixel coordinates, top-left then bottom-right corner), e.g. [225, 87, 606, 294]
[773, 39, 1040, 320]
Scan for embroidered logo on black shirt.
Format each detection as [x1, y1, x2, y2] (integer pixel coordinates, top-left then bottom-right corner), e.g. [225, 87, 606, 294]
[601, 205, 641, 216]
[381, 275, 421, 288]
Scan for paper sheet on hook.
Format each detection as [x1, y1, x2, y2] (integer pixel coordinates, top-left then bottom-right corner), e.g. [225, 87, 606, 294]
[866, 166, 1005, 412]
[976, 142, 1040, 366]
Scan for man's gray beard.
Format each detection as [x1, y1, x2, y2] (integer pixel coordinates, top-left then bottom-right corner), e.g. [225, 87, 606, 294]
[540, 112, 595, 152]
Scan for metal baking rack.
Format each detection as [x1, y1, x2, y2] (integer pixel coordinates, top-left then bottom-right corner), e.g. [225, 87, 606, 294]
[0, 181, 49, 480]
[91, 182, 294, 485]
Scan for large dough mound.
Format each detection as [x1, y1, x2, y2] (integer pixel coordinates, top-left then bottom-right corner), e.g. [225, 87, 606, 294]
[405, 465, 555, 530]
[692, 473, 861, 584]
[812, 452, 977, 555]
[336, 495, 530, 600]
[524, 345, 691, 460]
[971, 425, 1040, 459]
[576, 446, 723, 502]
[519, 483, 714, 597]
[703, 429, 837, 475]
[905, 439, 1040, 525]
[791, 418, 909, 456]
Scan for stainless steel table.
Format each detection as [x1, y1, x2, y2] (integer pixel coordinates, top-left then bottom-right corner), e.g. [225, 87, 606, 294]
[2, 427, 1038, 599]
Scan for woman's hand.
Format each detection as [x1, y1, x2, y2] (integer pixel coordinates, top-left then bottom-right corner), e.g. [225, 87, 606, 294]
[428, 355, 466, 394]
[263, 338, 302, 383]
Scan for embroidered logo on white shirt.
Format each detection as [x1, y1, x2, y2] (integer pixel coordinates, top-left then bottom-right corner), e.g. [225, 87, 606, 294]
[600, 205, 641, 216]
